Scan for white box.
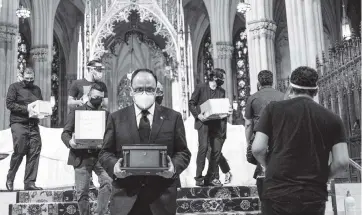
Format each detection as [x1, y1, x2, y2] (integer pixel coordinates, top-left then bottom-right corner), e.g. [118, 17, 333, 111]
[28, 100, 52, 119]
[74, 110, 106, 149]
[200, 98, 230, 120]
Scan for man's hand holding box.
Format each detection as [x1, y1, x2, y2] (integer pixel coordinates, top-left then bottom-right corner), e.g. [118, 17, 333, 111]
[28, 100, 53, 119]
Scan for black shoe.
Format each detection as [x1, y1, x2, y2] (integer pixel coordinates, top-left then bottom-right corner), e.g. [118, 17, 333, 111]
[89, 180, 96, 189]
[6, 180, 13, 191]
[24, 184, 43, 190]
[205, 179, 223, 187]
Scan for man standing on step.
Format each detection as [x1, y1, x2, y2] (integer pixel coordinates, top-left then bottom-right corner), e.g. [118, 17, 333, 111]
[99, 69, 191, 215]
[5, 67, 43, 191]
[244, 70, 284, 213]
[68, 59, 108, 189]
[62, 83, 112, 215]
[252, 66, 350, 215]
[189, 68, 233, 187]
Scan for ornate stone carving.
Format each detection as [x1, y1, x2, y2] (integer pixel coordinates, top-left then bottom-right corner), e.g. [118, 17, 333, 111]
[215, 42, 234, 59]
[248, 19, 277, 40]
[30, 46, 49, 62]
[91, 2, 176, 61]
[0, 23, 18, 42]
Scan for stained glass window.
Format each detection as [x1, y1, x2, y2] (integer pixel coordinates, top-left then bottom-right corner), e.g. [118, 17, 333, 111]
[202, 32, 213, 82]
[17, 33, 29, 78]
[51, 36, 60, 127]
[234, 29, 250, 112]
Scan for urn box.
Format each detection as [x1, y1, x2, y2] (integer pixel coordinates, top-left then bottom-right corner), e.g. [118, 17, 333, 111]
[122, 145, 168, 175]
[200, 98, 230, 120]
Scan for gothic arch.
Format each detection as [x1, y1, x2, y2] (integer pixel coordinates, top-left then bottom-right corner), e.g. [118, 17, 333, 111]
[89, 2, 179, 62]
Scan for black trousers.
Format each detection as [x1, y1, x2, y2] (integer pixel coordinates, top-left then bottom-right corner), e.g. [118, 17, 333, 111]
[256, 177, 265, 214]
[7, 122, 41, 186]
[128, 188, 153, 215]
[195, 123, 230, 181]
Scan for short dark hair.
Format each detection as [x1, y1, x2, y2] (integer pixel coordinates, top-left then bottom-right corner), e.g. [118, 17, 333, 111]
[131, 68, 158, 86]
[208, 68, 225, 81]
[258, 70, 273, 86]
[89, 83, 104, 94]
[290, 66, 319, 96]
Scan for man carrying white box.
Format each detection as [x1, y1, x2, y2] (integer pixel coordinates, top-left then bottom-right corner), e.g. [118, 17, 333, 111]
[189, 68, 233, 187]
[5, 67, 47, 191]
[61, 83, 112, 215]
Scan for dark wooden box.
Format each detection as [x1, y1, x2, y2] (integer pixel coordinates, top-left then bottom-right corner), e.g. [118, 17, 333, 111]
[122, 145, 168, 175]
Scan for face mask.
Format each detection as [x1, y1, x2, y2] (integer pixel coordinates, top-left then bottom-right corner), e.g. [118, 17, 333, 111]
[133, 92, 156, 110]
[216, 79, 224, 86]
[93, 71, 103, 80]
[90, 97, 103, 108]
[155, 96, 163, 105]
[23, 80, 34, 87]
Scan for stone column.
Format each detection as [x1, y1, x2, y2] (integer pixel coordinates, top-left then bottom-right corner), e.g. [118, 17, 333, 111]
[0, 0, 19, 130]
[204, 0, 238, 102]
[245, 0, 276, 94]
[285, 0, 324, 70]
[30, 0, 60, 127]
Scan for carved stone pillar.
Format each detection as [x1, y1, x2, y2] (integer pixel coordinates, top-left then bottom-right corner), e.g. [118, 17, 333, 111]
[30, 0, 60, 127]
[214, 42, 234, 101]
[285, 0, 324, 70]
[247, 20, 277, 93]
[204, 0, 238, 102]
[0, 0, 19, 130]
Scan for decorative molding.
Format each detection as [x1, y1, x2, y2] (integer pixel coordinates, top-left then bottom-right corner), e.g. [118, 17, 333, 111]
[248, 19, 277, 40]
[30, 46, 49, 62]
[216, 42, 234, 59]
[0, 23, 18, 42]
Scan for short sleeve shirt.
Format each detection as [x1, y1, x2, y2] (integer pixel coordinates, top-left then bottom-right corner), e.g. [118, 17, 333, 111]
[245, 87, 284, 128]
[68, 79, 108, 99]
[255, 97, 347, 201]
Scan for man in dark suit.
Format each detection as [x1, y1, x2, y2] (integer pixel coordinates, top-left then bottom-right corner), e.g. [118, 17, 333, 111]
[188, 68, 233, 187]
[61, 83, 112, 215]
[98, 69, 191, 215]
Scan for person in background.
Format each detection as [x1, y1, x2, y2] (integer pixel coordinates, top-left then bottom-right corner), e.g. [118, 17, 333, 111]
[252, 66, 350, 215]
[68, 60, 108, 110]
[99, 69, 191, 215]
[155, 82, 164, 105]
[189, 68, 233, 187]
[244, 70, 284, 213]
[61, 83, 112, 215]
[68, 59, 108, 189]
[5, 67, 44, 191]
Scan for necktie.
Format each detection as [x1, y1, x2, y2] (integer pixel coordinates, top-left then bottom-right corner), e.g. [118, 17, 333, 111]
[138, 110, 151, 144]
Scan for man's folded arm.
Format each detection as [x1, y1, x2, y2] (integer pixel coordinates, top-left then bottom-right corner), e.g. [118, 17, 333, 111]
[99, 113, 119, 178]
[172, 113, 191, 175]
[6, 84, 28, 114]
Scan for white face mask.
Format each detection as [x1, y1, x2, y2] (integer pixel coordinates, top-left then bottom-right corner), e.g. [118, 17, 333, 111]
[133, 92, 156, 110]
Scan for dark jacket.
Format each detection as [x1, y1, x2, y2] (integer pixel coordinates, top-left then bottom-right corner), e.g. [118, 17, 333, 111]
[6, 82, 43, 125]
[188, 82, 227, 138]
[98, 104, 191, 215]
[61, 104, 109, 167]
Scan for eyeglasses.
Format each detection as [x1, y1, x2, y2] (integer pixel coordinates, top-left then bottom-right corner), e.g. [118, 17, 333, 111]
[132, 87, 156, 95]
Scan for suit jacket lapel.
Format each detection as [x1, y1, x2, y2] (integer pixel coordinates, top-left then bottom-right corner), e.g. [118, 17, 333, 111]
[150, 104, 165, 143]
[205, 83, 211, 100]
[128, 106, 141, 145]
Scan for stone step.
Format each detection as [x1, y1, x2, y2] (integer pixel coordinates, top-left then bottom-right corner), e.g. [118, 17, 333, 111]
[10, 197, 260, 215]
[15, 186, 257, 203]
